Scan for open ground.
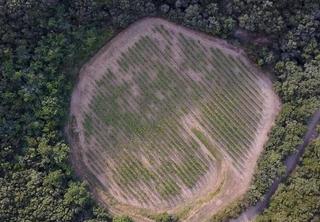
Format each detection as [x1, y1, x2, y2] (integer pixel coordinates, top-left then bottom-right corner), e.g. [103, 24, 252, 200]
[67, 18, 281, 221]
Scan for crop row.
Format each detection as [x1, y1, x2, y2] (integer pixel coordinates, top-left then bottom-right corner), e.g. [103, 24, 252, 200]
[80, 27, 268, 204]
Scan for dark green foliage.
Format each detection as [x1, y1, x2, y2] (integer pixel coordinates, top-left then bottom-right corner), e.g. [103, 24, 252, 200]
[247, 58, 320, 204]
[256, 137, 320, 221]
[155, 212, 178, 222]
[0, 1, 113, 221]
[213, 58, 320, 221]
[112, 216, 134, 222]
[1, 0, 320, 221]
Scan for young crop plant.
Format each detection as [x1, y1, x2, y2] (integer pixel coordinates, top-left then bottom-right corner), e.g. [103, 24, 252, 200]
[69, 18, 280, 221]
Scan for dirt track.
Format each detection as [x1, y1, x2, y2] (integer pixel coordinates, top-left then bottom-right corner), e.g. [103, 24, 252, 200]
[67, 17, 281, 221]
[231, 109, 320, 222]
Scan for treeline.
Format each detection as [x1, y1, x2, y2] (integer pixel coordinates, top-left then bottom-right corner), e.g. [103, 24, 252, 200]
[1, 0, 320, 222]
[211, 58, 320, 222]
[209, 1, 320, 220]
[0, 1, 115, 221]
[256, 131, 320, 221]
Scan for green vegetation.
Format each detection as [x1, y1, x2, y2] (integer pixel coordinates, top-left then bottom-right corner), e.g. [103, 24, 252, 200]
[192, 128, 221, 160]
[1, 1, 320, 222]
[154, 213, 179, 222]
[113, 216, 134, 222]
[257, 135, 320, 221]
[211, 58, 320, 222]
[76, 21, 269, 208]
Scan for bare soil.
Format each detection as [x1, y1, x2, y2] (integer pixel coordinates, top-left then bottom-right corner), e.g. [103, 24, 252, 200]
[67, 17, 281, 221]
[232, 109, 320, 222]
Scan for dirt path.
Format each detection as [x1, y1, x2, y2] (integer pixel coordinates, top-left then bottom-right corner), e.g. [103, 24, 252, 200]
[184, 81, 280, 222]
[231, 109, 320, 222]
[233, 29, 272, 46]
[67, 17, 281, 221]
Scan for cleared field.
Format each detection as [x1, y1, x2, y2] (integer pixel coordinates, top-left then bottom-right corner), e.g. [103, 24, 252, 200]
[68, 18, 280, 221]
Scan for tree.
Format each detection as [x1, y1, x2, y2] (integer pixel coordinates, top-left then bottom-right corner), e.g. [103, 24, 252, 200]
[155, 213, 178, 222]
[112, 215, 134, 222]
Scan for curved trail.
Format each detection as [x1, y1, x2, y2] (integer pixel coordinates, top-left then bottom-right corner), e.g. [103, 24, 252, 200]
[230, 109, 320, 222]
[68, 18, 281, 221]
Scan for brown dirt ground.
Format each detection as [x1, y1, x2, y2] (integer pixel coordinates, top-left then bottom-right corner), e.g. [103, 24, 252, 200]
[67, 17, 281, 222]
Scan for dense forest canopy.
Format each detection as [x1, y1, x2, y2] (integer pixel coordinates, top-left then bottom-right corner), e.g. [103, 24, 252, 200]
[256, 132, 320, 222]
[0, 0, 319, 221]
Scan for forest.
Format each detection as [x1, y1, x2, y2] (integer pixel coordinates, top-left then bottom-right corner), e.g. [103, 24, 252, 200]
[0, 0, 319, 222]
